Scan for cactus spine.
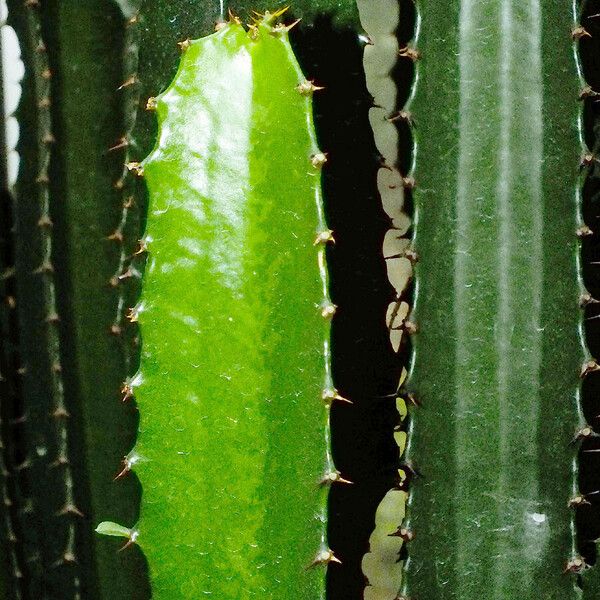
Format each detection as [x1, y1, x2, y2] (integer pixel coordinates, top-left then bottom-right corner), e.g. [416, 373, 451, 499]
[97, 11, 346, 598]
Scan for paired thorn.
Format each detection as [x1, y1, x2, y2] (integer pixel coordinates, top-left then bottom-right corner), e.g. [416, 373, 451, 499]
[247, 24, 260, 41]
[581, 359, 600, 378]
[398, 45, 421, 61]
[404, 248, 419, 263]
[118, 75, 138, 90]
[38, 215, 53, 228]
[389, 527, 415, 542]
[125, 162, 144, 177]
[134, 239, 148, 256]
[387, 110, 413, 125]
[579, 85, 600, 100]
[314, 230, 335, 246]
[322, 388, 352, 405]
[56, 503, 84, 518]
[121, 381, 134, 402]
[227, 8, 241, 24]
[403, 320, 418, 335]
[580, 292, 599, 307]
[34, 260, 54, 275]
[118, 530, 139, 552]
[572, 425, 597, 444]
[46, 312, 60, 324]
[269, 19, 301, 36]
[357, 33, 373, 46]
[309, 549, 341, 568]
[564, 556, 586, 574]
[320, 471, 353, 486]
[108, 136, 129, 152]
[178, 39, 192, 52]
[577, 224, 594, 238]
[311, 152, 328, 169]
[569, 493, 592, 508]
[402, 176, 416, 190]
[52, 406, 70, 419]
[107, 230, 124, 243]
[399, 461, 421, 479]
[50, 454, 69, 468]
[114, 457, 133, 480]
[118, 268, 135, 282]
[572, 26, 592, 40]
[125, 304, 142, 323]
[405, 392, 421, 408]
[580, 153, 598, 168]
[52, 551, 77, 568]
[320, 303, 337, 319]
[296, 79, 324, 96]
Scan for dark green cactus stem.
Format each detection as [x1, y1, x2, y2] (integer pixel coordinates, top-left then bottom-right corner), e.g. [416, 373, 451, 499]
[97, 10, 347, 598]
[0, 6, 24, 597]
[401, 1, 593, 598]
[8, 1, 88, 596]
[38, 1, 149, 597]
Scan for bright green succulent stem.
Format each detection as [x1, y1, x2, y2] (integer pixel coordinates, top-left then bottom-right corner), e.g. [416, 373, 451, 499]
[98, 13, 339, 599]
[402, 2, 592, 598]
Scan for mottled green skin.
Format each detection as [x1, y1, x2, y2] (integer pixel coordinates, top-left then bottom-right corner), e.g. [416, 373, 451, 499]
[132, 20, 331, 598]
[404, 2, 586, 598]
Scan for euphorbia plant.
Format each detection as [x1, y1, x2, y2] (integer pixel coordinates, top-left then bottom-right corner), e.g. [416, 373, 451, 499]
[3, 0, 600, 599]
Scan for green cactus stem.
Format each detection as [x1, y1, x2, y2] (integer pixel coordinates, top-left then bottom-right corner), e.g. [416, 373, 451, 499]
[0, 3, 24, 597]
[36, 1, 148, 597]
[400, 1, 594, 598]
[97, 10, 348, 598]
[7, 1, 87, 595]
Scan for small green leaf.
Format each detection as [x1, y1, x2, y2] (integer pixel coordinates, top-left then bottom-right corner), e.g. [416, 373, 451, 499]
[95, 521, 133, 539]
